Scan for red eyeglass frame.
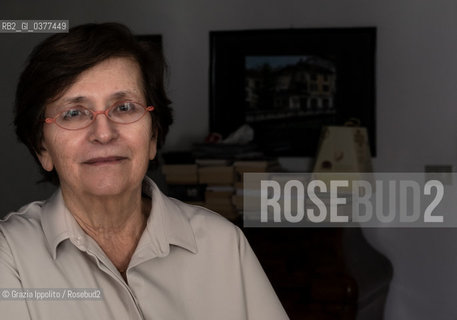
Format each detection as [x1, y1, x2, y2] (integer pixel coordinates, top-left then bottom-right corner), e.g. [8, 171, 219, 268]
[43, 101, 155, 130]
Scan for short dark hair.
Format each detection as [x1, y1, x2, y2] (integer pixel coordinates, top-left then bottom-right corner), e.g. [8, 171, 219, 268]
[14, 22, 173, 184]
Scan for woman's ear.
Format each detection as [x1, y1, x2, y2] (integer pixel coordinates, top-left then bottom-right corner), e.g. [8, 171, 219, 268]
[36, 141, 54, 172]
[149, 128, 158, 160]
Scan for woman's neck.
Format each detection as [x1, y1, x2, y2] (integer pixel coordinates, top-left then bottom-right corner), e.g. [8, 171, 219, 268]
[61, 188, 151, 276]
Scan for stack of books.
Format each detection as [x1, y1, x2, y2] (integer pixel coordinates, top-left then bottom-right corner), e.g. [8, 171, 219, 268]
[161, 163, 205, 204]
[160, 150, 281, 222]
[197, 159, 238, 221]
[161, 164, 198, 184]
[232, 159, 281, 217]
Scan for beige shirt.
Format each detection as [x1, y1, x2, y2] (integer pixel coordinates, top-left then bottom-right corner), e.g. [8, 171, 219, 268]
[0, 177, 288, 320]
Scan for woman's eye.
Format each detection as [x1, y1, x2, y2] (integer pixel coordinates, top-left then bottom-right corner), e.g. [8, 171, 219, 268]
[62, 108, 84, 120]
[115, 102, 135, 113]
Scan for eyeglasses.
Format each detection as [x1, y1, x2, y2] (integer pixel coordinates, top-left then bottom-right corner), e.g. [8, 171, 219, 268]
[44, 101, 154, 130]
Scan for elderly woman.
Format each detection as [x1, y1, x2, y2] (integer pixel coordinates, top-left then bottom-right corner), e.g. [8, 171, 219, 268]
[0, 23, 288, 319]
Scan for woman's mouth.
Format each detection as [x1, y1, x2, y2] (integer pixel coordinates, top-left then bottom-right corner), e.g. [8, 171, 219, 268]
[82, 156, 127, 165]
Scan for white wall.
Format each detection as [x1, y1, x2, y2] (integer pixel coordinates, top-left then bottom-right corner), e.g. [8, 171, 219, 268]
[1, 1, 457, 318]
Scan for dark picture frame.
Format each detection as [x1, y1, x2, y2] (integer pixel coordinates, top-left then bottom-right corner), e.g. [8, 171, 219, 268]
[209, 28, 376, 157]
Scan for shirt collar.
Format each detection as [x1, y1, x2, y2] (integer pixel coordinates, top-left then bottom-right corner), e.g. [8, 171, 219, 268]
[41, 176, 198, 260]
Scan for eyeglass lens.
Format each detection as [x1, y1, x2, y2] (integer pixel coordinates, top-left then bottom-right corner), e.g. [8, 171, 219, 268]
[55, 102, 148, 130]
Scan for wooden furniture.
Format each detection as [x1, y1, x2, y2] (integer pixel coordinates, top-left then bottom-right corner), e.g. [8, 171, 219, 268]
[239, 224, 392, 319]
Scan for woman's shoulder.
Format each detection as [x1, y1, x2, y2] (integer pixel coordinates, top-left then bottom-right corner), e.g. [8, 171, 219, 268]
[1, 200, 47, 233]
[0, 200, 48, 263]
[163, 196, 244, 241]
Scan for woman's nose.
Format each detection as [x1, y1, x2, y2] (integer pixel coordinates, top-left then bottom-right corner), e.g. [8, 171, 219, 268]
[88, 112, 119, 144]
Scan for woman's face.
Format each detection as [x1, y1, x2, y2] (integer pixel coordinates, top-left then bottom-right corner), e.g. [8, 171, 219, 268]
[37, 57, 157, 198]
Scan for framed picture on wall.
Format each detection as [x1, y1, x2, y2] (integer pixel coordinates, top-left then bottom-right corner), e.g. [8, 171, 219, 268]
[209, 27, 376, 157]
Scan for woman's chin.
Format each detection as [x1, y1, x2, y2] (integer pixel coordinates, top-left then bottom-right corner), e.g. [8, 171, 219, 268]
[77, 178, 133, 198]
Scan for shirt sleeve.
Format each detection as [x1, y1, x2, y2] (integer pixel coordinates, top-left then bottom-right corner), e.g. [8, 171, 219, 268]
[0, 229, 32, 320]
[236, 227, 290, 320]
